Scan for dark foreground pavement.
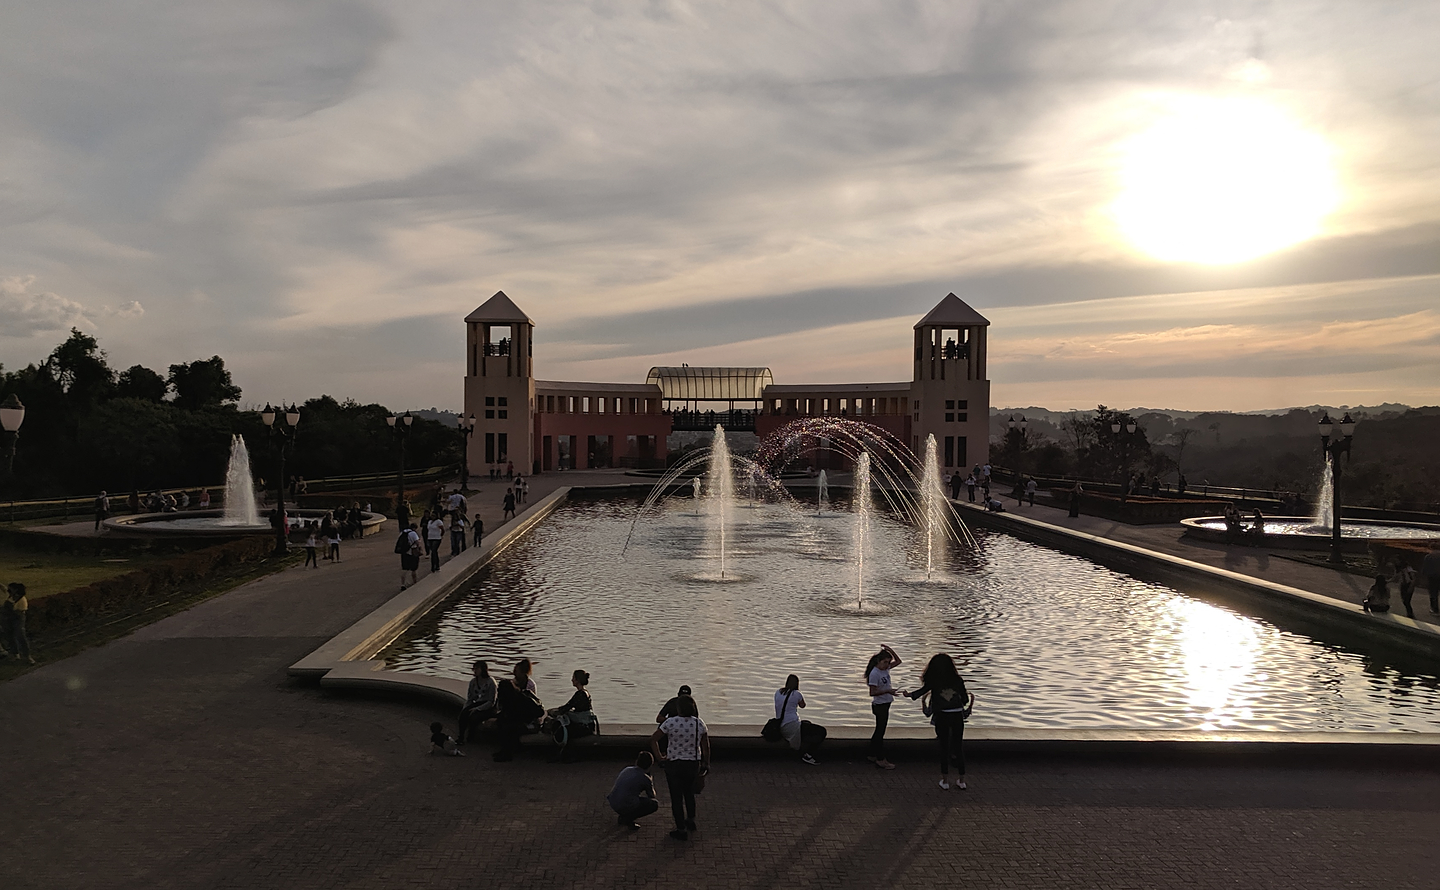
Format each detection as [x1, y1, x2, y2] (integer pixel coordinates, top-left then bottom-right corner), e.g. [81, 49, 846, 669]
[4, 630, 1438, 890]
[3, 497, 1438, 889]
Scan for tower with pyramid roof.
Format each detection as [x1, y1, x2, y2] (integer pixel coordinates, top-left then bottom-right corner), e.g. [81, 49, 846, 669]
[909, 293, 990, 471]
[464, 291, 535, 475]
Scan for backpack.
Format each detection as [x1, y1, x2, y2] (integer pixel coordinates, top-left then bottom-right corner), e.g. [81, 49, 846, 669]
[394, 531, 410, 555]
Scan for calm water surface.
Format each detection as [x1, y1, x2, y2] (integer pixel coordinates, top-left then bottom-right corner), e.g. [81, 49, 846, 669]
[383, 497, 1440, 730]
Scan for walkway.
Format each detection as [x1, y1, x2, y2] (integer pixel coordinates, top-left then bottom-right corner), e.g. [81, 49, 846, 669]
[1, 470, 1437, 888]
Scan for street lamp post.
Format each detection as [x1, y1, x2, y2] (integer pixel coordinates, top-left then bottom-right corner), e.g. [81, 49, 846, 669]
[388, 411, 415, 527]
[458, 414, 476, 490]
[261, 403, 300, 556]
[0, 394, 25, 483]
[1110, 419, 1138, 500]
[1006, 414, 1028, 474]
[1319, 412, 1356, 564]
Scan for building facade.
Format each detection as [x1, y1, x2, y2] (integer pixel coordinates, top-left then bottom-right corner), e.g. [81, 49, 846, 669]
[462, 291, 990, 473]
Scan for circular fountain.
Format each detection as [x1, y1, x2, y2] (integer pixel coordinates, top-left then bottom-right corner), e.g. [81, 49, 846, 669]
[1181, 515, 1440, 552]
[103, 435, 386, 538]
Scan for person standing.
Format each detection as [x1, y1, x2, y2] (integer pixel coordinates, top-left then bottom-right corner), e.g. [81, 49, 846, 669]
[426, 512, 446, 572]
[502, 489, 516, 522]
[965, 474, 976, 503]
[774, 674, 823, 765]
[865, 645, 904, 769]
[4, 583, 33, 664]
[93, 490, 110, 531]
[1025, 477, 1037, 507]
[1068, 482, 1083, 518]
[949, 472, 961, 501]
[450, 511, 467, 556]
[493, 661, 545, 762]
[608, 752, 660, 829]
[1395, 560, 1418, 620]
[327, 523, 341, 563]
[506, 460, 514, 480]
[650, 694, 709, 841]
[473, 514, 484, 548]
[397, 523, 422, 590]
[1422, 547, 1440, 615]
[304, 529, 319, 568]
[907, 653, 975, 790]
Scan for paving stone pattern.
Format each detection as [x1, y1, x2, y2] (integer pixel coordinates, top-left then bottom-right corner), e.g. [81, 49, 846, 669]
[3, 471, 1438, 889]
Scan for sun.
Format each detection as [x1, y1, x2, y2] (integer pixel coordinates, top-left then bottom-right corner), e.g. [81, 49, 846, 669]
[1112, 97, 1339, 264]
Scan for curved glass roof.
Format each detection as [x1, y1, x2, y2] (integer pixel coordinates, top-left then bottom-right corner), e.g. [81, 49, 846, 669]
[645, 366, 774, 401]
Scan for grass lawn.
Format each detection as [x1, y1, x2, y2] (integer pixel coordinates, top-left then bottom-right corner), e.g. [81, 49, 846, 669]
[0, 549, 175, 600]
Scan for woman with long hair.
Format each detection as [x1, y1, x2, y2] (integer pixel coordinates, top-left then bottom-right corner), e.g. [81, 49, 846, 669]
[458, 660, 497, 744]
[864, 645, 904, 769]
[907, 653, 975, 790]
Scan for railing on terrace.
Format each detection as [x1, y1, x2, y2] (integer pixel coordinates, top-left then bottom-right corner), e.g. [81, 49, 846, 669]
[668, 409, 757, 431]
[0, 465, 455, 525]
[985, 465, 1440, 522]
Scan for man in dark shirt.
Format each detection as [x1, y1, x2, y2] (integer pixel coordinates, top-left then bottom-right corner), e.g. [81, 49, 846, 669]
[656, 684, 698, 723]
[608, 752, 659, 829]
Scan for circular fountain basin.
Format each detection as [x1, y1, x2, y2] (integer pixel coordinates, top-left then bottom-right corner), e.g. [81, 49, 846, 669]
[104, 509, 387, 538]
[1181, 516, 1440, 552]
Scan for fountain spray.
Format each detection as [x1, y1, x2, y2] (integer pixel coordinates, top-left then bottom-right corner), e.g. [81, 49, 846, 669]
[920, 434, 945, 579]
[707, 425, 734, 579]
[221, 435, 260, 527]
[853, 452, 872, 609]
[817, 469, 828, 515]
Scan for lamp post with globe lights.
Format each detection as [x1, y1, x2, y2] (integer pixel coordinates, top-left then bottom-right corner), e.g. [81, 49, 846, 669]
[1110, 418, 1139, 500]
[261, 403, 300, 556]
[458, 414, 476, 490]
[1319, 412, 1356, 564]
[1005, 414, 1028, 474]
[0, 394, 24, 485]
[388, 411, 415, 527]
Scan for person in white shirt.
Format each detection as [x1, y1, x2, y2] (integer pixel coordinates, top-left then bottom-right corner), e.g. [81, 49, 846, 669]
[426, 514, 446, 572]
[650, 694, 709, 841]
[865, 645, 904, 769]
[774, 674, 825, 765]
[398, 524, 422, 590]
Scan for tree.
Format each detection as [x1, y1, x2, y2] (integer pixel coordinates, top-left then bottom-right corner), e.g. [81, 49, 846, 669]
[116, 365, 168, 402]
[168, 356, 241, 410]
[45, 328, 114, 406]
[1168, 428, 1198, 477]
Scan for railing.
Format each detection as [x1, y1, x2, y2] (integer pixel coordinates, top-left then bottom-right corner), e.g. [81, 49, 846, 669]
[985, 465, 1440, 522]
[0, 465, 456, 525]
[668, 409, 757, 431]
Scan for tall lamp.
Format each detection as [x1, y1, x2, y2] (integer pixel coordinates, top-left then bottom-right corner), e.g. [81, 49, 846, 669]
[388, 411, 415, 526]
[459, 414, 476, 489]
[0, 394, 24, 481]
[261, 403, 300, 556]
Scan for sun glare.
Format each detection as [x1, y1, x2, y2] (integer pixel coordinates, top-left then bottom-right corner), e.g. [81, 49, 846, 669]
[1113, 98, 1339, 264]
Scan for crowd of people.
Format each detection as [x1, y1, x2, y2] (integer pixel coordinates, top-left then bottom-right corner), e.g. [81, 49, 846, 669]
[434, 645, 975, 841]
[1364, 553, 1440, 619]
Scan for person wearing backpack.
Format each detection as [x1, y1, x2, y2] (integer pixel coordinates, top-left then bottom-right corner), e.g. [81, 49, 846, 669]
[395, 523, 422, 590]
[907, 653, 975, 790]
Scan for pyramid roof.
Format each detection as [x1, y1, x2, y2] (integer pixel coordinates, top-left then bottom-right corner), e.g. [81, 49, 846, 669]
[914, 293, 989, 328]
[465, 291, 533, 324]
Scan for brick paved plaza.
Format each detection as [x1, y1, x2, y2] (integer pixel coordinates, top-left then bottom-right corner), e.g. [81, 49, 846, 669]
[3, 473, 1438, 889]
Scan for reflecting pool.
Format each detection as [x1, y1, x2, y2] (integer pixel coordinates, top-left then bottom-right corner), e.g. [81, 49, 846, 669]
[382, 497, 1440, 730]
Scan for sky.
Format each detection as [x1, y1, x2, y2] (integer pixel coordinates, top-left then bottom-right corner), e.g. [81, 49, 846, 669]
[1, 1, 1438, 413]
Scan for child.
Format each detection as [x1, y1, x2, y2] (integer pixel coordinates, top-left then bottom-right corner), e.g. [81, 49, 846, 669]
[304, 530, 319, 568]
[430, 722, 465, 756]
[473, 514, 484, 548]
[327, 526, 341, 563]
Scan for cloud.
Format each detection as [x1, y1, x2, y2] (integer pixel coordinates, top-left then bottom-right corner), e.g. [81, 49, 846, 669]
[0, 276, 92, 337]
[1, 2, 1439, 410]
